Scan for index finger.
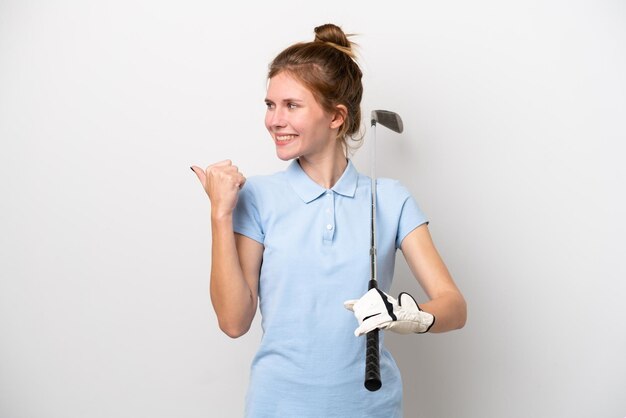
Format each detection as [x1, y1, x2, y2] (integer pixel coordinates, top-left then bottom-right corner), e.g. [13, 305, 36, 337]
[210, 159, 233, 168]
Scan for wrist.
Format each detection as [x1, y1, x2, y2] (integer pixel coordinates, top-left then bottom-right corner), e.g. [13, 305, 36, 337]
[211, 211, 234, 224]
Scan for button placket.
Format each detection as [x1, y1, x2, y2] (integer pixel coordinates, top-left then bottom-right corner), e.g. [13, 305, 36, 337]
[323, 191, 335, 243]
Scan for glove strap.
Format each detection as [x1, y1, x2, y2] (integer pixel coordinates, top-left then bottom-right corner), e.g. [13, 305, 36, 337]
[376, 289, 397, 321]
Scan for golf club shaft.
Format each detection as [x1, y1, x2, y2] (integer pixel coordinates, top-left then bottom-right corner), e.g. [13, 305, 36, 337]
[364, 121, 382, 392]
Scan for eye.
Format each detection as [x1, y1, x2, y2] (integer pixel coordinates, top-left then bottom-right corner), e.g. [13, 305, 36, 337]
[287, 102, 298, 109]
[265, 101, 274, 109]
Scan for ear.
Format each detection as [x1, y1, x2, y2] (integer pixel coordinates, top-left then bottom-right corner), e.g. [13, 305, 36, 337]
[329, 104, 348, 129]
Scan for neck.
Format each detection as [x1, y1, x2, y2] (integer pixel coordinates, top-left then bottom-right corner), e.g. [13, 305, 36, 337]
[298, 148, 348, 189]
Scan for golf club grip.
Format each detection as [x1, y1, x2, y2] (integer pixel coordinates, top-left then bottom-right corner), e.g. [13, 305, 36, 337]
[364, 279, 381, 391]
[364, 329, 381, 391]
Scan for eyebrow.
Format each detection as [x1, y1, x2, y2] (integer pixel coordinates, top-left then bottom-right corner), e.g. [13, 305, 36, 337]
[264, 98, 305, 104]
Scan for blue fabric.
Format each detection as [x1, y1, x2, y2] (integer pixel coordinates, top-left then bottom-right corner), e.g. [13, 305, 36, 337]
[232, 159, 428, 418]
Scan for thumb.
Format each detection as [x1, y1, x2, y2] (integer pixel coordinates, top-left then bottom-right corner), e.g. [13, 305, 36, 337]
[190, 165, 206, 185]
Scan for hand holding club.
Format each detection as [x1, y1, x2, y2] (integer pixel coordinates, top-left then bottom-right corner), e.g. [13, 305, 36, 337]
[345, 289, 435, 337]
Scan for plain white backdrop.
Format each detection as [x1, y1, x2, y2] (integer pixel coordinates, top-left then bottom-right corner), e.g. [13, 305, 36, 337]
[1, 0, 625, 417]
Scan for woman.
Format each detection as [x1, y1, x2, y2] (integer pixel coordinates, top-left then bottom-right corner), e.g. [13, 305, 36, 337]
[191, 23, 466, 418]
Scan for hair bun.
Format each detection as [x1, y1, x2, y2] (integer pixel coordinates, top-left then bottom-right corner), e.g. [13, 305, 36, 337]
[314, 23, 356, 58]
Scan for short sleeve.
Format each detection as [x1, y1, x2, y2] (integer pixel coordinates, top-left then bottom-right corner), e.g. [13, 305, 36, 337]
[232, 180, 265, 244]
[396, 194, 429, 248]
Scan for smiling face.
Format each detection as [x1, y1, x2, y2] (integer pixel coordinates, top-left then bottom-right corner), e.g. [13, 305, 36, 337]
[265, 71, 344, 163]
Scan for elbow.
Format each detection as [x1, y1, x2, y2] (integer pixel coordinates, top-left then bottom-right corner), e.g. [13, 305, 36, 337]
[455, 297, 468, 330]
[218, 319, 251, 339]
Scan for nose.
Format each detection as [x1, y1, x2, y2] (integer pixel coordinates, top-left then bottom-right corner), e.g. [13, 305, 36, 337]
[266, 106, 287, 130]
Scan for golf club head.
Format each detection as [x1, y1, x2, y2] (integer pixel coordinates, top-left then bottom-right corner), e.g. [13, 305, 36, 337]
[371, 110, 403, 133]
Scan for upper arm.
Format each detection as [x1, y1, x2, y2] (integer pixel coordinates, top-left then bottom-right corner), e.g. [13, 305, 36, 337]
[400, 224, 462, 300]
[235, 233, 263, 306]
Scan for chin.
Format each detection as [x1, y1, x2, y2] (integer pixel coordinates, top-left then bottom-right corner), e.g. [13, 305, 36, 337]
[275, 150, 297, 161]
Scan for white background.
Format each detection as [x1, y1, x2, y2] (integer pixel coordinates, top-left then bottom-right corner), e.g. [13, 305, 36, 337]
[1, 0, 625, 417]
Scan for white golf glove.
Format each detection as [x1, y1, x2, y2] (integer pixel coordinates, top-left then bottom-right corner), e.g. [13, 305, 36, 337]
[344, 289, 435, 337]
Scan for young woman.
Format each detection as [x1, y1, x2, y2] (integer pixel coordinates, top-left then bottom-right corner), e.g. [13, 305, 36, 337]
[191, 23, 466, 418]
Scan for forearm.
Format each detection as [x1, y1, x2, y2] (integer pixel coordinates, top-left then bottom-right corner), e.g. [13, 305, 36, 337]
[398, 225, 467, 334]
[210, 214, 257, 338]
[418, 291, 467, 333]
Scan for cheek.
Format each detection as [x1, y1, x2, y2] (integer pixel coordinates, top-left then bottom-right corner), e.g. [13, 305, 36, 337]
[264, 112, 272, 131]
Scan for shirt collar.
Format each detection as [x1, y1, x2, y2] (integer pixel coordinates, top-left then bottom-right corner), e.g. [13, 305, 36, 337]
[286, 159, 358, 203]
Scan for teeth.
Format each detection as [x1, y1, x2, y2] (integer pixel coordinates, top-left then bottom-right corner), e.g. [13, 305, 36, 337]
[276, 135, 296, 141]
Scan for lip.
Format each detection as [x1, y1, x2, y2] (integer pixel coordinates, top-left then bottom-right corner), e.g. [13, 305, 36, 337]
[274, 134, 298, 145]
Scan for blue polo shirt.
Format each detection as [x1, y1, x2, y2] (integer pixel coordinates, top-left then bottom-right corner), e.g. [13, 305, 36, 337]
[233, 159, 428, 418]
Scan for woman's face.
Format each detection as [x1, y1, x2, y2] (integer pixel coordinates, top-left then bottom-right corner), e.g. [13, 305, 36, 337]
[265, 72, 340, 162]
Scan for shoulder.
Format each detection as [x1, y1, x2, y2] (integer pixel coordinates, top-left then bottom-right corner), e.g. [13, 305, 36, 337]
[238, 169, 293, 209]
[242, 170, 288, 193]
[375, 177, 427, 222]
[376, 177, 413, 201]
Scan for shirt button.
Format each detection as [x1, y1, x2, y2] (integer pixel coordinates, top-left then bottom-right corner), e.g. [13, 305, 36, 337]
[326, 224, 334, 230]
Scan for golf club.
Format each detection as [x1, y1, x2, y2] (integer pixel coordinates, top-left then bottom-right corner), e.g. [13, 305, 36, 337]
[364, 109, 404, 392]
